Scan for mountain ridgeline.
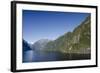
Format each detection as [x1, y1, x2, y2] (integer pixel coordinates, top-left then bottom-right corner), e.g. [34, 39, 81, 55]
[43, 16, 91, 54]
[23, 16, 91, 62]
[32, 39, 50, 51]
[23, 40, 32, 51]
[23, 15, 91, 54]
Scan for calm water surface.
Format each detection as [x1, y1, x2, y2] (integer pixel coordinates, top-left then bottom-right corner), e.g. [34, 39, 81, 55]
[23, 50, 90, 63]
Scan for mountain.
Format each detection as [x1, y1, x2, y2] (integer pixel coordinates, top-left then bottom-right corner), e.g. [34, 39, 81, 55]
[44, 15, 91, 54]
[32, 39, 50, 51]
[23, 39, 32, 51]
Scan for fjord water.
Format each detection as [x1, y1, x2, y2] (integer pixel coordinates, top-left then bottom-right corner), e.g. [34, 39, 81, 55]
[22, 16, 91, 63]
[23, 50, 90, 63]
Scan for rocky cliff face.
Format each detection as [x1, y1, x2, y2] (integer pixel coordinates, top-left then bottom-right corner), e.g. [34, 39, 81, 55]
[44, 16, 91, 54]
[23, 16, 91, 54]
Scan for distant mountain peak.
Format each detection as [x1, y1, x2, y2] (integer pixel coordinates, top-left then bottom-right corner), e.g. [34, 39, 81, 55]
[35, 39, 50, 44]
[23, 15, 91, 54]
[32, 39, 50, 50]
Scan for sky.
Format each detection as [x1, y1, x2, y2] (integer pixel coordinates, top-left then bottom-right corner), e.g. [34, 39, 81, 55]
[22, 10, 90, 44]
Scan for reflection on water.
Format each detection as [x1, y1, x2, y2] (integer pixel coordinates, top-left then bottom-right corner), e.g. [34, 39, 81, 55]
[23, 50, 90, 63]
[23, 50, 34, 62]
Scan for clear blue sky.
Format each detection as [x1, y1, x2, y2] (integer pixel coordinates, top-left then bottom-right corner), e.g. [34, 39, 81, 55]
[22, 10, 90, 44]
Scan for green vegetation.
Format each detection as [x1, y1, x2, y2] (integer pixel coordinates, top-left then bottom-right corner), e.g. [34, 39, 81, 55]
[44, 16, 91, 54]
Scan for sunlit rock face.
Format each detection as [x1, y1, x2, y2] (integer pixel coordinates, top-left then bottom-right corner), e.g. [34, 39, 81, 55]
[32, 39, 50, 51]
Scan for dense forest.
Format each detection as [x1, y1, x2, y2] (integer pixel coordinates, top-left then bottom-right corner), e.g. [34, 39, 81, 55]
[42, 15, 91, 54]
[23, 15, 91, 62]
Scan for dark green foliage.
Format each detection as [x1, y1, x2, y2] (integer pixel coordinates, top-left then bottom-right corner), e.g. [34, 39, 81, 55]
[44, 15, 91, 54]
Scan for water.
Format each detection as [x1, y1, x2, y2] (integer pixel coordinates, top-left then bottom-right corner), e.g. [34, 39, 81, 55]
[23, 50, 90, 63]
